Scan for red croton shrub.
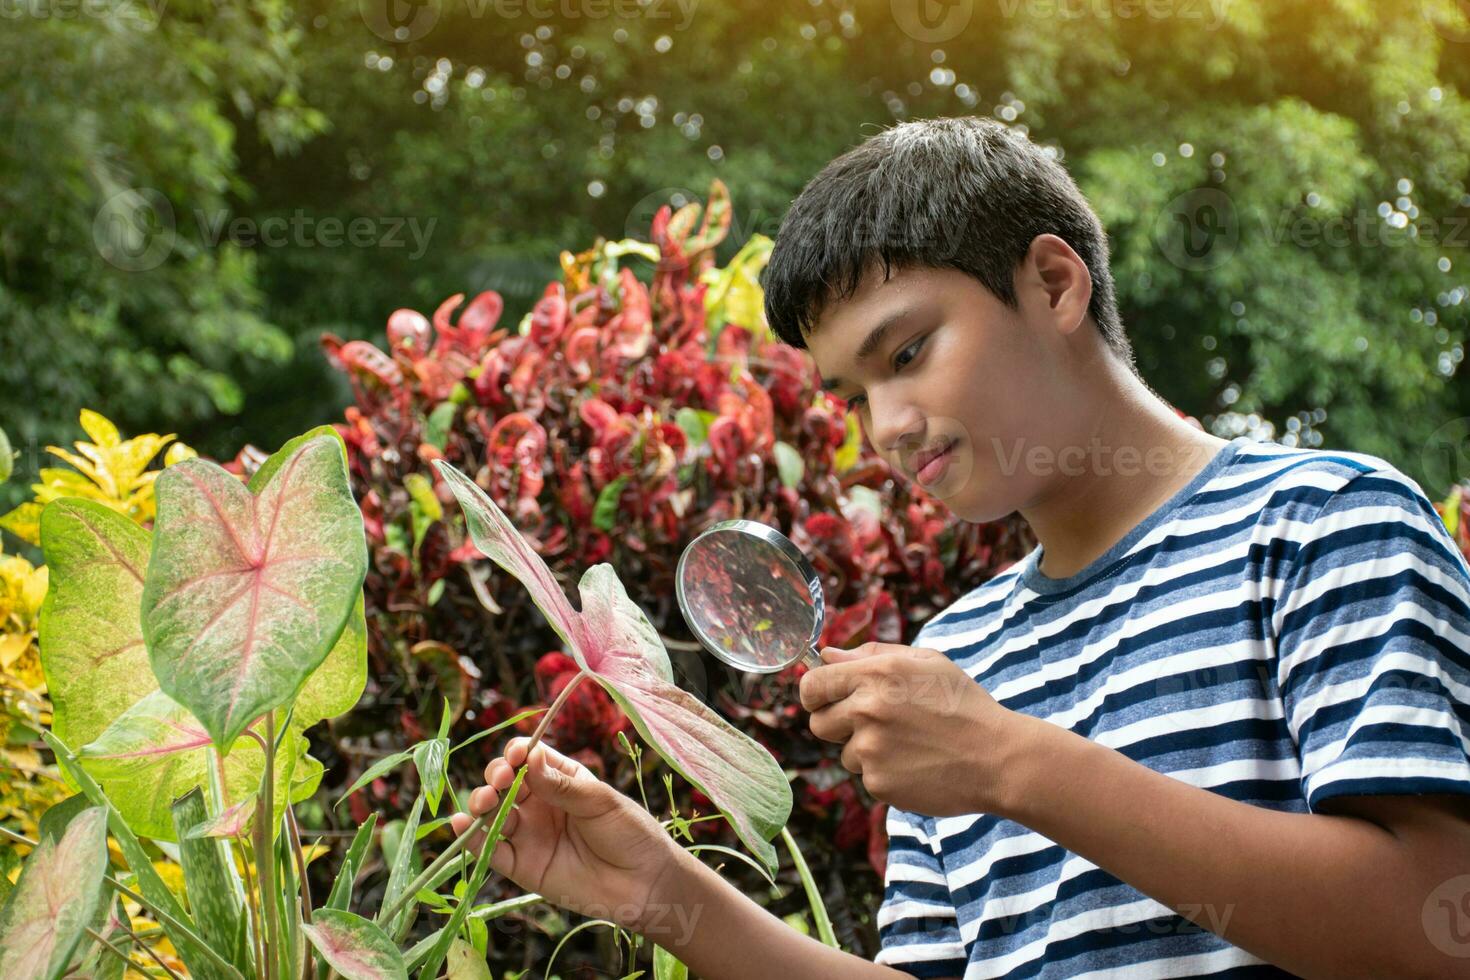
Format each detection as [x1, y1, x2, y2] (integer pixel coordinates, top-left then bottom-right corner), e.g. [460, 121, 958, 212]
[245, 180, 1036, 957]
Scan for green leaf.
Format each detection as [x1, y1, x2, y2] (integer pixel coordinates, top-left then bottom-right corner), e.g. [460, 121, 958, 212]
[412, 738, 449, 816]
[653, 945, 688, 980]
[593, 474, 629, 532]
[69, 892, 128, 980]
[773, 441, 804, 489]
[0, 425, 11, 484]
[0, 805, 109, 980]
[424, 403, 458, 452]
[41, 731, 240, 980]
[0, 849, 17, 907]
[446, 938, 493, 979]
[36, 792, 92, 845]
[171, 789, 251, 972]
[334, 747, 415, 810]
[377, 794, 426, 940]
[76, 690, 299, 843]
[673, 407, 708, 447]
[781, 826, 838, 948]
[37, 500, 155, 774]
[40, 488, 365, 840]
[414, 768, 525, 980]
[142, 434, 366, 749]
[301, 909, 408, 980]
[326, 812, 378, 912]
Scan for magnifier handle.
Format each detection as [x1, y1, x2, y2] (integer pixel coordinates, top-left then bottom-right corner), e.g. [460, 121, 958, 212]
[799, 645, 825, 670]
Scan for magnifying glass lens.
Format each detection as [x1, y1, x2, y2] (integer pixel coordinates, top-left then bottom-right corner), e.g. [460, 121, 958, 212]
[676, 524, 822, 673]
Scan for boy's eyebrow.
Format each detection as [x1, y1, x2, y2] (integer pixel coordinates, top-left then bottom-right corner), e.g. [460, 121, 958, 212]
[818, 307, 915, 394]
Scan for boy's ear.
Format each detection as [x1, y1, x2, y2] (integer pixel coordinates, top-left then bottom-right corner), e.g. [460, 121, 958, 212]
[1024, 233, 1092, 335]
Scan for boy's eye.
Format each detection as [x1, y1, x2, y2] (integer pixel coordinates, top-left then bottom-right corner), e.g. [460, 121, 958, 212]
[846, 336, 926, 412]
[893, 335, 926, 370]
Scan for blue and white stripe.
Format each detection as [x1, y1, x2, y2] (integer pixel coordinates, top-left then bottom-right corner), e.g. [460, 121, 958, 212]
[876, 435, 1470, 978]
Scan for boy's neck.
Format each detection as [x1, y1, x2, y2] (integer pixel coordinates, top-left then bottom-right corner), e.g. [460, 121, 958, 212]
[1018, 366, 1231, 581]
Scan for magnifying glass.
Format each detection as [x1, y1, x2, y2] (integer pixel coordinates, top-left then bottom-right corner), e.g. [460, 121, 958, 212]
[674, 519, 826, 673]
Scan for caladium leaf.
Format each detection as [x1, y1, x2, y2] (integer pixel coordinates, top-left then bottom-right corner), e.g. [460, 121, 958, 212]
[38, 430, 368, 841]
[37, 500, 155, 760]
[184, 791, 257, 839]
[141, 432, 367, 749]
[0, 805, 109, 980]
[433, 460, 791, 873]
[302, 909, 408, 980]
[78, 689, 297, 841]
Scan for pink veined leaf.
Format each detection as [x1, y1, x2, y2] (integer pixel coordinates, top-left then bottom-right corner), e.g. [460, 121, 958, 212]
[433, 460, 792, 872]
[0, 806, 110, 980]
[301, 909, 408, 980]
[79, 689, 215, 760]
[141, 434, 368, 749]
[185, 793, 257, 839]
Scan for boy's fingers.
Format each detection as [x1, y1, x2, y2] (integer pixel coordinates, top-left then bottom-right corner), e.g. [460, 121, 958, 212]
[529, 742, 584, 779]
[505, 737, 531, 766]
[469, 785, 498, 816]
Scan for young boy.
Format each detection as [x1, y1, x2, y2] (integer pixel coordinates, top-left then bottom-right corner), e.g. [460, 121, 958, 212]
[449, 116, 1470, 978]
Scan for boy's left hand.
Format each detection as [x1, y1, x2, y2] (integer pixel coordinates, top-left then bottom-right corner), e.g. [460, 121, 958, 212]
[799, 642, 1031, 818]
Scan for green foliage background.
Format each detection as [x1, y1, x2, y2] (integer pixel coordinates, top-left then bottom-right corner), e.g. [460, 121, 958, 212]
[3, 0, 1469, 502]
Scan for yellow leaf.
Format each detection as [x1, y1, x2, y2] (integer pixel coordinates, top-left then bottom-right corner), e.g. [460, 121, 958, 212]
[0, 634, 28, 670]
[79, 408, 121, 448]
[0, 502, 42, 546]
[164, 441, 197, 466]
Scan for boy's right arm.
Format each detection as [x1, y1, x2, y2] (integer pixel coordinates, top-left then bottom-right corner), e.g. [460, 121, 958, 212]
[449, 737, 927, 980]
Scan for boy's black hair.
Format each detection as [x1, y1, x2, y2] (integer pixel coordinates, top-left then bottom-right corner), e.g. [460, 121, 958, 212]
[762, 116, 1135, 370]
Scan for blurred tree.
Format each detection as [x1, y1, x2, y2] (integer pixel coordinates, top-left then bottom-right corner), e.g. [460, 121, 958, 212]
[3, 0, 1468, 497]
[0, 0, 324, 513]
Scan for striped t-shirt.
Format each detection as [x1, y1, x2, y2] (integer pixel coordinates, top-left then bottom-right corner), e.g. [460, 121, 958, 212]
[876, 435, 1470, 979]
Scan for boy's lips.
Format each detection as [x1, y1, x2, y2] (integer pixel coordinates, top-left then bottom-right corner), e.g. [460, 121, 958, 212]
[908, 438, 955, 477]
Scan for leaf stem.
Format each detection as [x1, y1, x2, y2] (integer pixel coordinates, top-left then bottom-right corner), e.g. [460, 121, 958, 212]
[248, 718, 280, 980]
[375, 671, 587, 926]
[237, 829, 268, 980]
[287, 804, 313, 980]
[84, 925, 135, 972]
[95, 915, 187, 980]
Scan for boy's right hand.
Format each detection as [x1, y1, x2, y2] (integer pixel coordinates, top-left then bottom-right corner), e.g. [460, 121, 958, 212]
[448, 736, 687, 934]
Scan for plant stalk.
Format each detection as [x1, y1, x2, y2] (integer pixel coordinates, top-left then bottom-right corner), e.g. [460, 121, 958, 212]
[238, 830, 268, 980]
[248, 717, 281, 980]
[375, 671, 587, 926]
[287, 804, 313, 980]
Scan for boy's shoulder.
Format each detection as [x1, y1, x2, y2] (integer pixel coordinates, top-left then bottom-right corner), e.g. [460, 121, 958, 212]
[915, 437, 1452, 644]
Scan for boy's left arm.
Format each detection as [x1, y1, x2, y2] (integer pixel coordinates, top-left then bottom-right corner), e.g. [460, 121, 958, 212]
[803, 645, 1470, 980]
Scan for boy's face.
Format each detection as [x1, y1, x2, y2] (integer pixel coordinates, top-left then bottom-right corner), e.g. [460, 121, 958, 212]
[804, 259, 1090, 524]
